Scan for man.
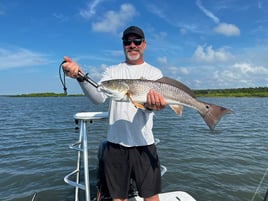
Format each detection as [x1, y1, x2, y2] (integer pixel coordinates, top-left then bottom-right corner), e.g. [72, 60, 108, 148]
[62, 25, 166, 201]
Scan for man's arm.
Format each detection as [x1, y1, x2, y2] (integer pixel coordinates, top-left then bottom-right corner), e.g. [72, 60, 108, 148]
[62, 56, 107, 104]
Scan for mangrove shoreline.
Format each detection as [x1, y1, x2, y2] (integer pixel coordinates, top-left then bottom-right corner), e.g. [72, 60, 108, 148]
[4, 87, 268, 97]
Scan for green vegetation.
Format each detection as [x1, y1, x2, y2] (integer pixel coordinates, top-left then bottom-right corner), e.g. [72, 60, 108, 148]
[5, 87, 268, 97]
[194, 87, 268, 97]
[9, 92, 83, 97]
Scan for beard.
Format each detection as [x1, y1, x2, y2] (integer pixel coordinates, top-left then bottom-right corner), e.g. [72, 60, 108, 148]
[126, 52, 140, 61]
[125, 49, 142, 61]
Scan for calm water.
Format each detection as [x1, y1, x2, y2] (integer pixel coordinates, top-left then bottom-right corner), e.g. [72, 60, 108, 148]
[0, 96, 267, 201]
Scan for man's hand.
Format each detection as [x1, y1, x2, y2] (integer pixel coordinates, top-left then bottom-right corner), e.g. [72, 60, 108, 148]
[145, 90, 166, 111]
[62, 56, 83, 79]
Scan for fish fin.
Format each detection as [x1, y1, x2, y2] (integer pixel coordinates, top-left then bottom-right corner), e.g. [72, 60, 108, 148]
[134, 103, 146, 110]
[169, 105, 183, 116]
[157, 77, 196, 98]
[199, 102, 233, 130]
[127, 93, 146, 110]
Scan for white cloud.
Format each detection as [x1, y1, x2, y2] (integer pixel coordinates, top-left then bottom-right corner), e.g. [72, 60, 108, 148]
[179, 67, 190, 75]
[0, 48, 48, 70]
[193, 45, 234, 63]
[233, 62, 268, 75]
[108, 50, 123, 57]
[214, 23, 240, 36]
[92, 4, 136, 33]
[157, 56, 167, 64]
[80, 0, 104, 19]
[0, 3, 5, 15]
[196, 0, 240, 37]
[53, 13, 69, 22]
[180, 28, 187, 35]
[146, 3, 166, 19]
[196, 0, 219, 24]
[167, 66, 190, 77]
[211, 62, 268, 88]
[82, 63, 109, 81]
[258, 1, 262, 9]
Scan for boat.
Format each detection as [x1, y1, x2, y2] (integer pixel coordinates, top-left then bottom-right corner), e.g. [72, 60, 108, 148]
[64, 112, 197, 201]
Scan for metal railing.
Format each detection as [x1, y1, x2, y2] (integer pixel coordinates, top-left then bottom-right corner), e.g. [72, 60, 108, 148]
[64, 112, 108, 201]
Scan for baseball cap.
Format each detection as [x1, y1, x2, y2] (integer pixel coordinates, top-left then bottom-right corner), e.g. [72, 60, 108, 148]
[122, 26, 145, 39]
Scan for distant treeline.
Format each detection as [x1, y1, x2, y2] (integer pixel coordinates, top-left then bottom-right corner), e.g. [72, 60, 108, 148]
[194, 87, 268, 97]
[9, 92, 82, 97]
[7, 87, 268, 97]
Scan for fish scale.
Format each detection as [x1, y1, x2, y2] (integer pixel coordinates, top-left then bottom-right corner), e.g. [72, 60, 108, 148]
[100, 77, 233, 130]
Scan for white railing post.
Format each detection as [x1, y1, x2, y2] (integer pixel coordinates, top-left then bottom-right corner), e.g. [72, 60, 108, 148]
[64, 112, 108, 201]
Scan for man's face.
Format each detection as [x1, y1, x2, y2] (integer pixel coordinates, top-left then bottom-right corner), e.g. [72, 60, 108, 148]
[123, 35, 146, 64]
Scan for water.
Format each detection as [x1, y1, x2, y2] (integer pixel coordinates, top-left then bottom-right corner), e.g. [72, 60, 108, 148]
[0, 96, 267, 201]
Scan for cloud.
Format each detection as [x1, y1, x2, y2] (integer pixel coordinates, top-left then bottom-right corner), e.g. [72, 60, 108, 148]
[193, 45, 234, 63]
[180, 28, 188, 35]
[258, 1, 262, 9]
[53, 13, 69, 22]
[0, 3, 5, 15]
[214, 23, 240, 36]
[80, 0, 104, 19]
[196, 0, 219, 24]
[196, 0, 240, 36]
[92, 4, 136, 33]
[107, 50, 123, 57]
[233, 62, 268, 75]
[179, 67, 190, 75]
[0, 48, 48, 70]
[211, 62, 268, 88]
[146, 3, 166, 19]
[167, 66, 189, 77]
[157, 56, 168, 65]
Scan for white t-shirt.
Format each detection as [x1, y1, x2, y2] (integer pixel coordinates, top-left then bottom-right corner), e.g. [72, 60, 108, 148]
[80, 62, 163, 147]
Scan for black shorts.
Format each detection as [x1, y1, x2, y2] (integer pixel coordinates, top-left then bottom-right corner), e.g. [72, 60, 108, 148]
[102, 142, 161, 199]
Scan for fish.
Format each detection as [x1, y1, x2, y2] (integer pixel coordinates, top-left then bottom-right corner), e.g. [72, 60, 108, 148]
[99, 77, 233, 130]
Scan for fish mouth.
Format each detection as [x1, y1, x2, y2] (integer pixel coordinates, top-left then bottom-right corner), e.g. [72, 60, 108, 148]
[98, 85, 122, 98]
[97, 85, 111, 95]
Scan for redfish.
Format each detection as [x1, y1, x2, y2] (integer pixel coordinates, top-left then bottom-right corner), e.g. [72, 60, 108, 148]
[99, 77, 233, 130]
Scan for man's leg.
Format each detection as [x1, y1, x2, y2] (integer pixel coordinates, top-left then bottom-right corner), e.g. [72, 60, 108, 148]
[103, 142, 131, 199]
[144, 194, 159, 201]
[132, 145, 161, 200]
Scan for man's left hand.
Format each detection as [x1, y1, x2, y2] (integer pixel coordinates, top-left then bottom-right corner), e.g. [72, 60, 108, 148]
[145, 90, 166, 111]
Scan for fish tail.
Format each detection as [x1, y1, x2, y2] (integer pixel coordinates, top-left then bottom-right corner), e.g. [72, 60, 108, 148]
[199, 102, 233, 130]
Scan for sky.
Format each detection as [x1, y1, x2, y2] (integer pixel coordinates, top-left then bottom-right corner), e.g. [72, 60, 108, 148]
[0, 0, 268, 95]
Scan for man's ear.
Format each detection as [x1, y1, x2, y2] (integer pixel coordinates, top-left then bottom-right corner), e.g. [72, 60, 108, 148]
[143, 40, 147, 49]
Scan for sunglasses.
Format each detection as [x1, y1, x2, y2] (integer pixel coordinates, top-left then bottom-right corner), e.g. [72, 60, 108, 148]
[123, 38, 144, 46]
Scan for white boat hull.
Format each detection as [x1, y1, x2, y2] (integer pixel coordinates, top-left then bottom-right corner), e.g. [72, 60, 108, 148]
[129, 191, 196, 201]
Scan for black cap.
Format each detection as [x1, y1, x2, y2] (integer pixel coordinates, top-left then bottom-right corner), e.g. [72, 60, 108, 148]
[122, 26, 145, 40]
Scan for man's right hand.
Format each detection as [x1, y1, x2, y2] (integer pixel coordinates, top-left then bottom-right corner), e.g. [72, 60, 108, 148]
[62, 56, 83, 79]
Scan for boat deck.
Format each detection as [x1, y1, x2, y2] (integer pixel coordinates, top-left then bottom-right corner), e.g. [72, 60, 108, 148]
[64, 112, 196, 201]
